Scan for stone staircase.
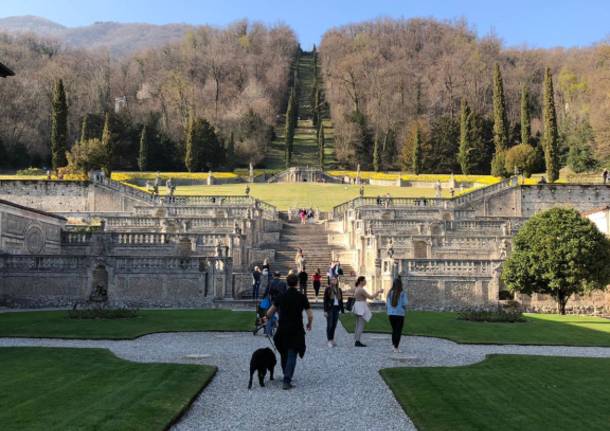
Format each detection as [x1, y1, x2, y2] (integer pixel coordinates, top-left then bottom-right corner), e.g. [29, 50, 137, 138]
[273, 219, 356, 301]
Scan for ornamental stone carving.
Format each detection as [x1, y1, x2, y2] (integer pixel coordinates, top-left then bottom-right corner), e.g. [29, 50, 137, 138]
[24, 224, 45, 254]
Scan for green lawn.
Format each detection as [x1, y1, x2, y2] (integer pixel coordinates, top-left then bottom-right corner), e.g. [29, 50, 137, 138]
[0, 347, 215, 431]
[381, 355, 610, 431]
[0, 309, 254, 339]
[341, 311, 610, 346]
[158, 182, 454, 211]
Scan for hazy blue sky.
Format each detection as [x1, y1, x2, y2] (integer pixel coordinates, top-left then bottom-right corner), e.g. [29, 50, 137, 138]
[1, 0, 609, 49]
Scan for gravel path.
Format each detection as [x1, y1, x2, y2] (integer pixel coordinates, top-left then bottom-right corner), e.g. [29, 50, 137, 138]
[2, 310, 610, 431]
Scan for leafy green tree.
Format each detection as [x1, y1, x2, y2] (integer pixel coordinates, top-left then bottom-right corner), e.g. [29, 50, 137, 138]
[458, 99, 476, 174]
[504, 144, 537, 177]
[318, 121, 325, 168]
[501, 208, 610, 314]
[137, 125, 148, 172]
[100, 113, 112, 176]
[66, 138, 107, 174]
[542, 67, 560, 182]
[50, 78, 68, 170]
[520, 84, 531, 146]
[184, 112, 223, 171]
[184, 110, 196, 172]
[284, 88, 296, 167]
[225, 131, 236, 169]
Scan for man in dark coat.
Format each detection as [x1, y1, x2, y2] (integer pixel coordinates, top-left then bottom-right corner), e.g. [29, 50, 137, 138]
[266, 273, 313, 390]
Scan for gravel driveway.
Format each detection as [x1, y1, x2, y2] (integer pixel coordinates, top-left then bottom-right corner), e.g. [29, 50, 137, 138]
[2, 309, 610, 431]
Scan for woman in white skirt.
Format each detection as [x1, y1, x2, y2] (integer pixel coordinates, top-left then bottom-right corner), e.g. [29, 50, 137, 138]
[350, 276, 382, 347]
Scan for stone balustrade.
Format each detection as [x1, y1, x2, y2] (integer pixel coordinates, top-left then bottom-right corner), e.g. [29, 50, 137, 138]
[395, 258, 501, 276]
[1, 254, 88, 271]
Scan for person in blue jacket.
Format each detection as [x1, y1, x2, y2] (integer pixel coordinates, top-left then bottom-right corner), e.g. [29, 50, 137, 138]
[386, 277, 408, 353]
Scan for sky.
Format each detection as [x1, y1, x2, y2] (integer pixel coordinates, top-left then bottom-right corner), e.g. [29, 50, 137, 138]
[1, 0, 609, 49]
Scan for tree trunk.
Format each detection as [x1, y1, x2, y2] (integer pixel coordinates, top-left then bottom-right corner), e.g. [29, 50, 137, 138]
[556, 292, 569, 315]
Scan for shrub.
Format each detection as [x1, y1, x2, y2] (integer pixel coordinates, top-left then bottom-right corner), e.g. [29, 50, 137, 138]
[457, 310, 525, 323]
[505, 144, 537, 177]
[16, 167, 46, 176]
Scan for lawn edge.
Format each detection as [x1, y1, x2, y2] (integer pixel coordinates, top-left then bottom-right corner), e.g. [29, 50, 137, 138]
[339, 317, 610, 348]
[164, 365, 218, 430]
[0, 329, 257, 341]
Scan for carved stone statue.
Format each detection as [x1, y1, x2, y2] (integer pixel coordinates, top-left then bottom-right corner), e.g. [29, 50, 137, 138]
[386, 239, 394, 258]
[215, 240, 223, 257]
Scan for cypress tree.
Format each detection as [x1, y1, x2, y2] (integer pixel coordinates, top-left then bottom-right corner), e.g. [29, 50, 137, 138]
[138, 125, 148, 172]
[458, 99, 476, 175]
[50, 78, 68, 170]
[542, 67, 559, 182]
[492, 63, 509, 151]
[226, 131, 235, 169]
[351, 110, 372, 168]
[101, 113, 112, 177]
[79, 113, 89, 144]
[412, 125, 421, 175]
[373, 133, 381, 172]
[184, 110, 196, 172]
[318, 121, 325, 169]
[284, 88, 296, 167]
[520, 84, 531, 146]
[491, 63, 509, 176]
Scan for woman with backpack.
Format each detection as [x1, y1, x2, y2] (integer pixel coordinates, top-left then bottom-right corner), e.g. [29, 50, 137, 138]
[386, 277, 408, 353]
[323, 277, 344, 347]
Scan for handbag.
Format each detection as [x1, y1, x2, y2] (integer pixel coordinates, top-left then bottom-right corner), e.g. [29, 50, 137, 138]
[345, 297, 355, 312]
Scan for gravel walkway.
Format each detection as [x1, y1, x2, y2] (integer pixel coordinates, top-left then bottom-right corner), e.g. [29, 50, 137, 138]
[2, 309, 610, 431]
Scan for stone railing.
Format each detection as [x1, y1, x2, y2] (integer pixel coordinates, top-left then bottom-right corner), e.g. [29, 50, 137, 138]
[89, 171, 160, 205]
[61, 231, 93, 244]
[267, 167, 342, 184]
[103, 217, 241, 231]
[395, 258, 502, 276]
[333, 196, 447, 218]
[1, 254, 89, 271]
[110, 232, 232, 246]
[451, 177, 517, 208]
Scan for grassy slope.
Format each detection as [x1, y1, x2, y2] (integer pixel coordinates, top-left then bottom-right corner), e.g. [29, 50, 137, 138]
[263, 51, 337, 170]
[159, 182, 453, 211]
[341, 311, 610, 347]
[0, 347, 215, 431]
[381, 355, 610, 431]
[0, 309, 254, 339]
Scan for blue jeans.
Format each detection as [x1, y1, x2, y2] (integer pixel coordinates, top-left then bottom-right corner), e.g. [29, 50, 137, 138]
[252, 281, 260, 299]
[264, 313, 276, 335]
[326, 306, 340, 341]
[281, 349, 298, 384]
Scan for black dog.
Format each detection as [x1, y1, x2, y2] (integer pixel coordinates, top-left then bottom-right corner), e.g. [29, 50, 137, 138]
[248, 347, 276, 389]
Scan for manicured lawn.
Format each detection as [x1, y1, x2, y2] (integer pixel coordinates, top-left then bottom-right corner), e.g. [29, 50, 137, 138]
[0, 309, 254, 339]
[381, 355, 610, 431]
[341, 311, 610, 346]
[0, 347, 215, 431]
[155, 182, 456, 211]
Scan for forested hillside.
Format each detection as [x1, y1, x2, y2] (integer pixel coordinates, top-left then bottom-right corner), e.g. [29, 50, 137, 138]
[0, 21, 298, 170]
[320, 18, 610, 173]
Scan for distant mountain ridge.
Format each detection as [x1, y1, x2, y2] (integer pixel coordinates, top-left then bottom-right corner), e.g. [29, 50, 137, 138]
[0, 15, 194, 56]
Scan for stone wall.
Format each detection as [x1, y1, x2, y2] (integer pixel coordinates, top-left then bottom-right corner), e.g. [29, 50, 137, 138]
[0, 200, 65, 255]
[0, 255, 232, 308]
[0, 180, 90, 212]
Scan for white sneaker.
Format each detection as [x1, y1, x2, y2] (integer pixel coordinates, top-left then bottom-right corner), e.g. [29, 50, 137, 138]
[332, 340, 337, 347]
[327, 341, 333, 348]
[392, 347, 400, 354]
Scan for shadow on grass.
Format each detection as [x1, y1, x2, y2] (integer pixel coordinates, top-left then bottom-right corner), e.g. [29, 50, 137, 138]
[341, 311, 610, 347]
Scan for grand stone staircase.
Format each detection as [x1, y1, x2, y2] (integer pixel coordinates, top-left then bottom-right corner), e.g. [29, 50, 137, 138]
[273, 218, 356, 301]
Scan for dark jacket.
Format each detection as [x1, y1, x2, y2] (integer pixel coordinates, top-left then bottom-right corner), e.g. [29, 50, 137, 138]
[323, 286, 345, 313]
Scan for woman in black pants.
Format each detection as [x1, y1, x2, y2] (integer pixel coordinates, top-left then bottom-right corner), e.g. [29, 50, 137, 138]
[386, 277, 408, 353]
[323, 277, 344, 348]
